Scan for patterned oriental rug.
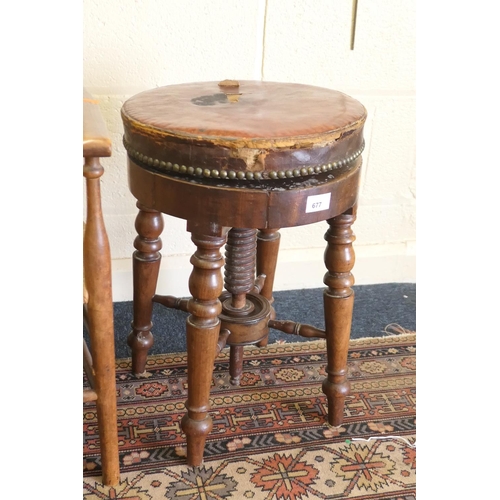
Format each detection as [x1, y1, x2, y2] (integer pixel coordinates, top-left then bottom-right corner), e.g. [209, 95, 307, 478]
[83, 333, 416, 500]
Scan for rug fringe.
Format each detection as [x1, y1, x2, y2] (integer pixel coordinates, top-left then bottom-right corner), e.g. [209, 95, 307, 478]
[381, 323, 415, 335]
[352, 435, 416, 448]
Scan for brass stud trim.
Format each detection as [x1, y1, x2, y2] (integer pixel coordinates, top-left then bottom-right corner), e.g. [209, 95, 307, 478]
[123, 138, 365, 181]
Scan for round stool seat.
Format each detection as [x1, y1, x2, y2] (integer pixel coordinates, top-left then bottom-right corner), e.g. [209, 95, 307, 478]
[122, 80, 367, 228]
[122, 80, 366, 181]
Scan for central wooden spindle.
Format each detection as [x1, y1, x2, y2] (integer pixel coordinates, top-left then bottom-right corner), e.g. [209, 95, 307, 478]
[224, 228, 257, 308]
[224, 228, 257, 384]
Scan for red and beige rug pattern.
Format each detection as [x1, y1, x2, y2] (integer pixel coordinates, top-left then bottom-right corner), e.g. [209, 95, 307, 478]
[83, 333, 416, 499]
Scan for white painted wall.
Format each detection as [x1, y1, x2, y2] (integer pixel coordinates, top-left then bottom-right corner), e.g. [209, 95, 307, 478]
[83, 0, 416, 302]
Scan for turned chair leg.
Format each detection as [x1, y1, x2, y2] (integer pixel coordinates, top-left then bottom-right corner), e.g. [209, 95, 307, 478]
[127, 202, 164, 375]
[84, 157, 120, 485]
[322, 207, 356, 426]
[181, 225, 227, 466]
[256, 229, 280, 347]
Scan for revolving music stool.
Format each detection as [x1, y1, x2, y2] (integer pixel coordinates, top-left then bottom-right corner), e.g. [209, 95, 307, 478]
[121, 80, 367, 466]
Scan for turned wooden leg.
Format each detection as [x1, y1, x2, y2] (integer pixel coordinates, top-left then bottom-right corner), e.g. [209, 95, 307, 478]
[84, 157, 119, 485]
[181, 224, 227, 466]
[322, 207, 356, 426]
[127, 202, 164, 375]
[256, 229, 280, 346]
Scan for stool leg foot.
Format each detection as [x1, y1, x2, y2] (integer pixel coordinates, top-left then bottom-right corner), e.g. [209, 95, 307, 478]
[181, 227, 227, 466]
[256, 229, 280, 347]
[128, 203, 163, 375]
[229, 345, 244, 385]
[322, 207, 356, 426]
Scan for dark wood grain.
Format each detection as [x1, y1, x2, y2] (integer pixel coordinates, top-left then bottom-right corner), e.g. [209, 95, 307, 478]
[127, 158, 361, 229]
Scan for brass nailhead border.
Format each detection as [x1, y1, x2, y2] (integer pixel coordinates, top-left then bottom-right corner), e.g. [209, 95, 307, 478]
[123, 137, 364, 181]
